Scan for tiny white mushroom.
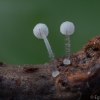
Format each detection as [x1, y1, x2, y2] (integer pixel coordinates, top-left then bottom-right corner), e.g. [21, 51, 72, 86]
[60, 21, 75, 65]
[33, 23, 59, 77]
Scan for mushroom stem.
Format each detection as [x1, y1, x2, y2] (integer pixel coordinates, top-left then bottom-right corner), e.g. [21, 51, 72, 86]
[65, 35, 70, 60]
[63, 35, 71, 65]
[39, 29, 54, 59]
[39, 29, 59, 77]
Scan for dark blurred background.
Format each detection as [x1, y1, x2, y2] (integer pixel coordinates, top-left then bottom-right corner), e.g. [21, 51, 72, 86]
[0, 0, 100, 64]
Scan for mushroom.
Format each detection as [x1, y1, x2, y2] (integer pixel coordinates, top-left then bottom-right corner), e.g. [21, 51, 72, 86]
[33, 23, 59, 77]
[60, 21, 75, 65]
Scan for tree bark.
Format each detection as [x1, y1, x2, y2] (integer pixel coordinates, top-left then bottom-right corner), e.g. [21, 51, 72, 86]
[0, 35, 100, 100]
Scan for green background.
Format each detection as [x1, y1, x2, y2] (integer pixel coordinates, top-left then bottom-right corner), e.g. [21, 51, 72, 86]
[0, 0, 100, 64]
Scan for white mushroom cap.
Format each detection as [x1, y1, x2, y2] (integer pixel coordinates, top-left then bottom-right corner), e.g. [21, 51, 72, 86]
[60, 21, 75, 35]
[33, 23, 49, 39]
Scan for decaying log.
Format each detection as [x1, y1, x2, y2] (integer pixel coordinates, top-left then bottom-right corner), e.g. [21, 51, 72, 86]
[0, 35, 100, 100]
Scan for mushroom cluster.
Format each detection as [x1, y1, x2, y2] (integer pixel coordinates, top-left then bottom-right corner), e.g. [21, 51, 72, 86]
[33, 21, 75, 77]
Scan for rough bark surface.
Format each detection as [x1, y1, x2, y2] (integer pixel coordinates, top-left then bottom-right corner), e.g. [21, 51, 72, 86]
[0, 35, 100, 100]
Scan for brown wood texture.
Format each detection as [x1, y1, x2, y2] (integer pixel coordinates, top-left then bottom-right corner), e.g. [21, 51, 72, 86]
[0, 35, 100, 100]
